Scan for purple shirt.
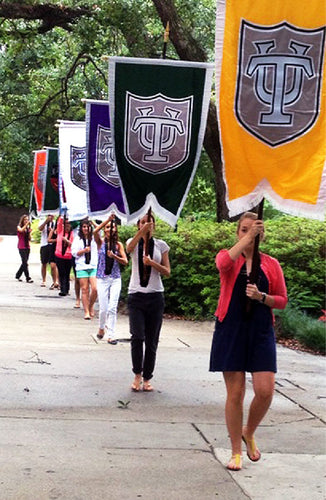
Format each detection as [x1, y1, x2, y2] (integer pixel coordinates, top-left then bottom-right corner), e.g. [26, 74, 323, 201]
[17, 230, 30, 250]
[96, 242, 121, 279]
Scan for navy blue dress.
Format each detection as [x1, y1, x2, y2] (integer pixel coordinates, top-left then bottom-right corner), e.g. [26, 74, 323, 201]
[209, 263, 276, 373]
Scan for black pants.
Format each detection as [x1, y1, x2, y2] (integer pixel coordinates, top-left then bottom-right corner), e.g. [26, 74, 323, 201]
[55, 257, 72, 295]
[16, 249, 30, 280]
[128, 292, 165, 381]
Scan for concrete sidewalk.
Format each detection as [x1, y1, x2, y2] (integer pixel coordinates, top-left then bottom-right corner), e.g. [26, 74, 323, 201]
[0, 235, 325, 500]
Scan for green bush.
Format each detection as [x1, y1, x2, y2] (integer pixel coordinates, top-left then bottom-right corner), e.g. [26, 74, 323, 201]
[31, 214, 325, 351]
[275, 307, 325, 354]
[118, 215, 325, 322]
[31, 219, 41, 243]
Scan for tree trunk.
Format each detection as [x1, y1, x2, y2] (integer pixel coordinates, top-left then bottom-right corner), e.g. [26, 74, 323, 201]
[151, 0, 228, 220]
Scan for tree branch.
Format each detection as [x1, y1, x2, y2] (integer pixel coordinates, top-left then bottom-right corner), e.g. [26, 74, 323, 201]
[0, 53, 107, 131]
[0, 3, 92, 33]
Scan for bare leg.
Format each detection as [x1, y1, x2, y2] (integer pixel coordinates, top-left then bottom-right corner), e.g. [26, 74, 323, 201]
[242, 371, 275, 460]
[88, 276, 97, 318]
[41, 263, 47, 284]
[50, 262, 58, 286]
[75, 277, 80, 307]
[80, 277, 90, 319]
[223, 371, 246, 462]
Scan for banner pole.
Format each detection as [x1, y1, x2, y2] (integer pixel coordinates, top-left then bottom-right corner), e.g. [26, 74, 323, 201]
[246, 198, 265, 313]
[162, 21, 170, 59]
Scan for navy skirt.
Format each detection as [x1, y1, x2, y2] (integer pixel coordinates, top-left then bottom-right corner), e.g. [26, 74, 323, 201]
[209, 264, 276, 373]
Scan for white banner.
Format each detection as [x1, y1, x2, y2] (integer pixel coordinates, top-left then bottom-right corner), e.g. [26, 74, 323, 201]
[58, 120, 88, 221]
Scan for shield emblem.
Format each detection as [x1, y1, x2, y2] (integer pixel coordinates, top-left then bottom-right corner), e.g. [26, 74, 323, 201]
[235, 21, 325, 147]
[50, 162, 59, 193]
[125, 92, 193, 174]
[70, 145, 87, 191]
[96, 125, 120, 187]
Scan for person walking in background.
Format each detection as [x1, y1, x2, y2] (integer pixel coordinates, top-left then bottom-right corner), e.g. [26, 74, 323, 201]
[71, 219, 98, 320]
[53, 216, 74, 297]
[15, 214, 33, 283]
[209, 212, 288, 471]
[126, 214, 170, 392]
[93, 216, 128, 344]
[71, 220, 81, 309]
[38, 215, 59, 288]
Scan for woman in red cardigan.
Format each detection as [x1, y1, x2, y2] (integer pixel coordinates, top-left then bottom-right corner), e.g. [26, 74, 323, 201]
[210, 212, 287, 471]
[51, 216, 74, 297]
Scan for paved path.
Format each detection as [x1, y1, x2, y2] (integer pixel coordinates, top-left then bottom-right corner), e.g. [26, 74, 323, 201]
[0, 236, 325, 499]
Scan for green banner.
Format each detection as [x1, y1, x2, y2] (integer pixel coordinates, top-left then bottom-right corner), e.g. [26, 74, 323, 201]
[109, 57, 214, 226]
[43, 147, 59, 213]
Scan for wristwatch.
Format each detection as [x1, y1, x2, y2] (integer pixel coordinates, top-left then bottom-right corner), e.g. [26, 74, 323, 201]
[260, 292, 266, 303]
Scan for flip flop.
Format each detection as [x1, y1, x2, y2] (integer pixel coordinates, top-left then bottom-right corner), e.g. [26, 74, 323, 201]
[107, 338, 118, 345]
[226, 454, 242, 471]
[143, 382, 154, 392]
[242, 435, 261, 462]
[131, 376, 142, 392]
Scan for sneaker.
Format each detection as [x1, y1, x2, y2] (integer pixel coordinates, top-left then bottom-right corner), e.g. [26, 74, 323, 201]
[26, 278, 33, 283]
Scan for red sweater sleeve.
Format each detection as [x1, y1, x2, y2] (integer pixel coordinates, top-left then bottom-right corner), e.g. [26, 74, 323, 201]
[262, 255, 287, 310]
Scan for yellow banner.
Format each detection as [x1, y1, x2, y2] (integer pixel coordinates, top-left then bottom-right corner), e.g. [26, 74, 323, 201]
[216, 0, 326, 219]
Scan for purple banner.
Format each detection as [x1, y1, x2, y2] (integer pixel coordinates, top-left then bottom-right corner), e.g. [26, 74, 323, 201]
[86, 101, 125, 218]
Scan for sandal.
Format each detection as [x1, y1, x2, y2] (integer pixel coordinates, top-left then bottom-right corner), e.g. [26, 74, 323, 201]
[143, 380, 154, 392]
[97, 329, 105, 339]
[242, 434, 261, 462]
[227, 454, 242, 471]
[41, 282, 46, 287]
[49, 283, 55, 290]
[131, 376, 142, 392]
[107, 338, 118, 345]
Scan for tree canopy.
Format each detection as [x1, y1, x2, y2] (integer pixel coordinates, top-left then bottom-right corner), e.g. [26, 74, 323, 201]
[0, 1, 225, 217]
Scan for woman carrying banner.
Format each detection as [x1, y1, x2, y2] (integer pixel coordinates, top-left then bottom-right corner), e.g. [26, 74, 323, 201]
[209, 212, 287, 471]
[71, 220, 98, 320]
[15, 214, 33, 283]
[53, 216, 74, 297]
[93, 216, 128, 343]
[126, 214, 170, 392]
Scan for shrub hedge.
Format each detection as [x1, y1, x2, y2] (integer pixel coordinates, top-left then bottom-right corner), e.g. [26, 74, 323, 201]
[32, 214, 325, 352]
[119, 215, 325, 321]
[275, 307, 325, 354]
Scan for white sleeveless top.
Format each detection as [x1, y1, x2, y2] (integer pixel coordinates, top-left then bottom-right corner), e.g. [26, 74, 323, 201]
[127, 238, 169, 294]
